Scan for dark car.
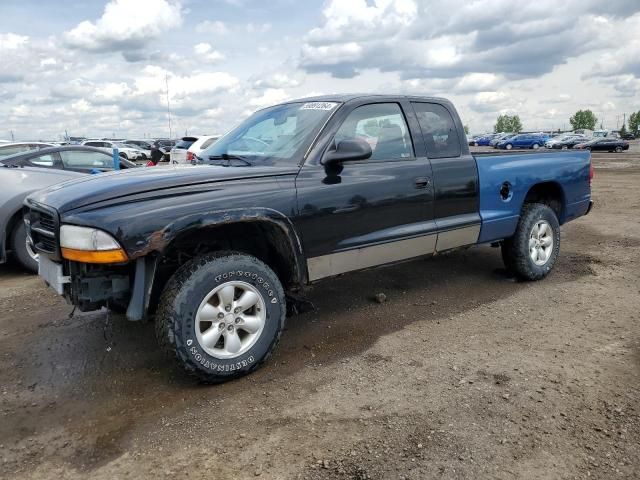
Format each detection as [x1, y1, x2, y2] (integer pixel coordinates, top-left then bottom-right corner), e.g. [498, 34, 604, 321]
[574, 138, 630, 152]
[550, 137, 589, 150]
[621, 133, 636, 140]
[27, 94, 593, 384]
[0, 146, 138, 173]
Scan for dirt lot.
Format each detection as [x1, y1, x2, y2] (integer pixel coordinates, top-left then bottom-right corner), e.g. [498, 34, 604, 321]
[1, 146, 639, 479]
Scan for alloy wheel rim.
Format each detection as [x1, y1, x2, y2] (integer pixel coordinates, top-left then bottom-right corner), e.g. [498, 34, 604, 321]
[25, 236, 39, 262]
[529, 220, 553, 266]
[195, 280, 266, 359]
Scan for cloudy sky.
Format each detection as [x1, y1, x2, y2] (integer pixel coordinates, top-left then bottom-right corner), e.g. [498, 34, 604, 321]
[1, 0, 639, 140]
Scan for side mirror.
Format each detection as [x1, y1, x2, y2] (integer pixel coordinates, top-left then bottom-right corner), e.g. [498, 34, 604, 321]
[322, 137, 372, 165]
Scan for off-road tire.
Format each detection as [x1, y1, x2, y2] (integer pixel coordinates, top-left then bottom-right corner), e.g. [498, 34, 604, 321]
[155, 251, 286, 383]
[501, 203, 560, 281]
[11, 222, 38, 273]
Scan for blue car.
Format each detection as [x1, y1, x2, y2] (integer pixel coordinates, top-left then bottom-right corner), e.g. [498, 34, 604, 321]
[490, 133, 515, 147]
[470, 133, 499, 146]
[497, 133, 549, 150]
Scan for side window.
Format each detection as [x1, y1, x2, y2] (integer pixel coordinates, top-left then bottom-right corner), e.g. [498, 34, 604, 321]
[412, 102, 461, 158]
[60, 150, 112, 168]
[334, 103, 414, 160]
[200, 137, 218, 149]
[30, 153, 56, 167]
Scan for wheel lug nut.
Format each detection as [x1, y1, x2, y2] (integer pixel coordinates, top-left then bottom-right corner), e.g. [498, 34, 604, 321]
[219, 322, 225, 329]
[235, 317, 242, 324]
[234, 307, 241, 314]
[225, 305, 231, 312]
[217, 313, 224, 319]
[227, 325, 234, 331]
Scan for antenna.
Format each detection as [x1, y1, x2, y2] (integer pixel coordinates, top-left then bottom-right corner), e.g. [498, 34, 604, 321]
[166, 74, 173, 139]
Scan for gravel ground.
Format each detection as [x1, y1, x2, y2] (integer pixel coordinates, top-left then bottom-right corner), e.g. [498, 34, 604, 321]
[1, 146, 639, 479]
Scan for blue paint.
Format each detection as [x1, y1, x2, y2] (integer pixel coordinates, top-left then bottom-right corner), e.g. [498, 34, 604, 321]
[475, 150, 591, 243]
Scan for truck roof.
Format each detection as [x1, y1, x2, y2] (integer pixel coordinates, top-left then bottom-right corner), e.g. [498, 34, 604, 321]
[281, 93, 450, 105]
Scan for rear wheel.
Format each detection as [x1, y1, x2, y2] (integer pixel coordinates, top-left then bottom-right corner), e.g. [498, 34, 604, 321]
[119, 153, 129, 160]
[505, 143, 513, 150]
[11, 222, 38, 273]
[561, 145, 568, 150]
[501, 203, 560, 281]
[532, 143, 540, 149]
[615, 146, 622, 153]
[156, 252, 286, 383]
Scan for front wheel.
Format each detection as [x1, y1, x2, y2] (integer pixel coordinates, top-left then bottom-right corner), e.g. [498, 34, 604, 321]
[615, 146, 622, 153]
[561, 145, 568, 150]
[11, 222, 38, 273]
[532, 143, 540, 149]
[501, 203, 560, 281]
[505, 143, 513, 150]
[156, 252, 286, 383]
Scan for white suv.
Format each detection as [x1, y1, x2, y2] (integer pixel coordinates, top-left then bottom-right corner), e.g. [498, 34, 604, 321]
[81, 140, 146, 161]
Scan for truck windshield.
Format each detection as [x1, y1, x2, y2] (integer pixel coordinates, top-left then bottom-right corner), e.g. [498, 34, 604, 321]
[199, 101, 340, 166]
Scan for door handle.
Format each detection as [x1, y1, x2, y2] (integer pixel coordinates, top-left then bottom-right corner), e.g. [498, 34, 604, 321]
[414, 176, 430, 189]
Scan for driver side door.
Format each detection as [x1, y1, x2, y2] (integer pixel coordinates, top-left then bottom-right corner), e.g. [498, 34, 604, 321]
[294, 101, 436, 281]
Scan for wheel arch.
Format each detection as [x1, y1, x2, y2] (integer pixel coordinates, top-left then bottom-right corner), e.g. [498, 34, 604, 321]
[146, 209, 308, 310]
[1, 205, 26, 263]
[522, 181, 566, 223]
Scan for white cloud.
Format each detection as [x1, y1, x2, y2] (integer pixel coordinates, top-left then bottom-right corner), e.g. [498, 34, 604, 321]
[193, 43, 225, 63]
[306, 0, 416, 44]
[63, 0, 183, 53]
[0, 33, 29, 50]
[248, 88, 289, 109]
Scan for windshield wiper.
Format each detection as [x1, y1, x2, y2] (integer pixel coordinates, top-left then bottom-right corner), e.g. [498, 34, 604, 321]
[206, 153, 252, 166]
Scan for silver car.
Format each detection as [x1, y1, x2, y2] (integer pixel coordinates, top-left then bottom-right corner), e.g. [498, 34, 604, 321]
[0, 166, 83, 272]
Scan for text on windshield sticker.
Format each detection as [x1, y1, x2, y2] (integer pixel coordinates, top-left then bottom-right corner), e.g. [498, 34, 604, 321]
[300, 102, 338, 111]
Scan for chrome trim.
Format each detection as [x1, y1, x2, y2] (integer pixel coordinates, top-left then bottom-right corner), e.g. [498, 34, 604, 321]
[307, 233, 437, 281]
[435, 224, 480, 252]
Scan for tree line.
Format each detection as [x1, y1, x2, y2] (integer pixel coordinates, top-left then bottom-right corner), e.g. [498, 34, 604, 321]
[481, 110, 640, 135]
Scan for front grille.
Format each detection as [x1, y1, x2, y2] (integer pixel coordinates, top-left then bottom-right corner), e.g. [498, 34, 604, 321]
[26, 202, 60, 258]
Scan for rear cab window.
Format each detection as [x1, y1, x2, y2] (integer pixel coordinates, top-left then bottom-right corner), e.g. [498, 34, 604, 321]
[411, 102, 461, 158]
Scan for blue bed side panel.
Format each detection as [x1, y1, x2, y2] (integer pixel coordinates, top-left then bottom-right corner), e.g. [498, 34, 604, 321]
[476, 151, 591, 244]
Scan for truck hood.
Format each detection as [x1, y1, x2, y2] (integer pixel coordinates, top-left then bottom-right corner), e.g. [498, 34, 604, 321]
[27, 164, 299, 213]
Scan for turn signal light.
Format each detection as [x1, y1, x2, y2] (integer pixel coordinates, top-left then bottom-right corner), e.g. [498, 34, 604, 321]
[61, 247, 128, 264]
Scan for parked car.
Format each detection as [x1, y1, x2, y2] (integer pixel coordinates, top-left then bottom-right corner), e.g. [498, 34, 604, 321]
[125, 139, 154, 150]
[1, 166, 85, 272]
[549, 137, 588, 150]
[169, 136, 199, 164]
[0, 146, 138, 173]
[470, 133, 500, 146]
[620, 133, 636, 140]
[0, 142, 55, 158]
[27, 94, 593, 383]
[186, 135, 221, 163]
[545, 134, 586, 149]
[81, 140, 147, 161]
[574, 138, 629, 152]
[490, 133, 514, 147]
[497, 133, 549, 150]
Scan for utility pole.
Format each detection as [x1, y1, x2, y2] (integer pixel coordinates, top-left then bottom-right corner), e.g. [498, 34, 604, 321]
[165, 74, 173, 139]
[10, 130, 14, 141]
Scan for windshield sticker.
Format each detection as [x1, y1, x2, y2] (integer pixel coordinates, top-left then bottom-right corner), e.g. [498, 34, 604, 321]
[300, 102, 338, 111]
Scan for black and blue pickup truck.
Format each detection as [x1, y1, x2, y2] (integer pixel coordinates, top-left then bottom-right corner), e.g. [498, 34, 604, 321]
[26, 94, 593, 382]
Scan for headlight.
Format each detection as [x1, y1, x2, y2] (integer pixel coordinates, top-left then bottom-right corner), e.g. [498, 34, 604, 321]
[60, 225, 128, 263]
